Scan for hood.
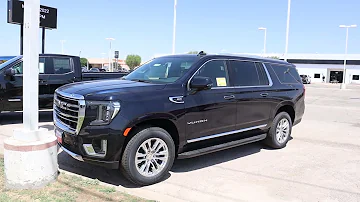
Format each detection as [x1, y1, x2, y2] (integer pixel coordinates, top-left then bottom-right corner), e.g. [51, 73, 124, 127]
[57, 79, 166, 100]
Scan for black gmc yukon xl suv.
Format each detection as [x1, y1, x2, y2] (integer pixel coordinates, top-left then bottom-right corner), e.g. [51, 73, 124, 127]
[54, 53, 305, 185]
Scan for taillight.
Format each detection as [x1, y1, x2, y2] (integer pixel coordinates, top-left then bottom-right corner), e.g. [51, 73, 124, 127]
[303, 85, 306, 96]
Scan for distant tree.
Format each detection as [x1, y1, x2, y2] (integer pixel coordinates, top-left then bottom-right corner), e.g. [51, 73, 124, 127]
[80, 58, 88, 67]
[267, 56, 280, 60]
[126, 55, 141, 70]
[188, 51, 207, 55]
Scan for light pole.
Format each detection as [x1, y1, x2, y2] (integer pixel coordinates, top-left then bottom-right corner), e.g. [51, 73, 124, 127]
[60, 40, 66, 54]
[258, 27, 267, 55]
[172, 0, 177, 55]
[105, 38, 115, 71]
[101, 52, 106, 69]
[284, 0, 291, 61]
[339, 24, 357, 89]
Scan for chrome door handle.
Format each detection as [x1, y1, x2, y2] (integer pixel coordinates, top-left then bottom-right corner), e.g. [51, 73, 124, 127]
[260, 93, 268, 97]
[224, 95, 235, 100]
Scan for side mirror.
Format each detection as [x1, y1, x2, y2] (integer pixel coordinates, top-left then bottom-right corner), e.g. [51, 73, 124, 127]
[4, 69, 15, 77]
[190, 76, 213, 91]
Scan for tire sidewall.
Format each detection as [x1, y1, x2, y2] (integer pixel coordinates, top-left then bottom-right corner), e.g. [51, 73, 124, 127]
[123, 127, 175, 185]
[269, 112, 292, 148]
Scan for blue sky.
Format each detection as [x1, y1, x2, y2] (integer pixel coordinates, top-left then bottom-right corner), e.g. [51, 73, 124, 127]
[1, 0, 359, 61]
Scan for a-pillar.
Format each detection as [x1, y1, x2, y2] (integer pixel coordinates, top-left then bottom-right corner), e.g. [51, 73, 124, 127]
[4, 0, 58, 189]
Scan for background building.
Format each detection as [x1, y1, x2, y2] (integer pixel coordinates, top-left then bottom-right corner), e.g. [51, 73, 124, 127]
[87, 58, 129, 71]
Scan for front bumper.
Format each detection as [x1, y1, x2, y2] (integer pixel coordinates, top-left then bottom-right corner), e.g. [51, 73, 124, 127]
[59, 144, 119, 169]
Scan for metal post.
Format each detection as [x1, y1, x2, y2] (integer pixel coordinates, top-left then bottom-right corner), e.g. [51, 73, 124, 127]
[339, 24, 356, 89]
[105, 38, 115, 72]
[341, 28, 349, 89]
[263, 28, 267, 55]
[284, 0, 291, 61]
[23, 0, 40, 130]
[109, 41, 112, 72]
[172, 0, 177, 55]
[41, 27, 45, 54]
[20, 26, 24, 55]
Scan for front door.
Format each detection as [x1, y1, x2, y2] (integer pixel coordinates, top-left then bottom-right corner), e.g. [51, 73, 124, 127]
[184, 60, 237, 143]
[4, 57, 51, 111]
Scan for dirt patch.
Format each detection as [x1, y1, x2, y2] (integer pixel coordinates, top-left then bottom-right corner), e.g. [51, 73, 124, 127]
[0, 158, 153, 202]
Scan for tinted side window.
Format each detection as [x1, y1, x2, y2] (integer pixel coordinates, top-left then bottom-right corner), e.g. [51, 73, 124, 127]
[53, 58, 72, 74]
[255, 62, 270, 85]
[270, 64, 301, 83]
[230, 61, 259, 86]
[195, 60, 229, 87]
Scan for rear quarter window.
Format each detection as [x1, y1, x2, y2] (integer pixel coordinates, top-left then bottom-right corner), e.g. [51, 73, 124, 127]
[268, 63, 301, 84]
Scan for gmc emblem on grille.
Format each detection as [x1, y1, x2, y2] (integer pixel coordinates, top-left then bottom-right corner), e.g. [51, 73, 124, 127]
[60, 102, 67, 110]
[56, 100, 68, 110]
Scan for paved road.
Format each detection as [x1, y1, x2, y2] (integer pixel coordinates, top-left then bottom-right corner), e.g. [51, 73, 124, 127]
[1, 84, 360, 202]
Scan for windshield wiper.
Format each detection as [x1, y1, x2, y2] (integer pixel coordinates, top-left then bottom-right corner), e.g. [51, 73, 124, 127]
[130, 79, 152, 83]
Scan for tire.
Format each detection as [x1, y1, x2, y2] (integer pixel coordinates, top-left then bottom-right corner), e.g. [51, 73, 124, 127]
[121, 127, 175, 186]
[264, 112, 292, 149]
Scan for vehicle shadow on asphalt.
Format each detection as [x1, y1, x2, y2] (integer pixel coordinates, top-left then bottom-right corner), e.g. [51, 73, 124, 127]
[0, 111, 53, 125]
[171, 142, 265, 172]
[58, 141, 282, 188]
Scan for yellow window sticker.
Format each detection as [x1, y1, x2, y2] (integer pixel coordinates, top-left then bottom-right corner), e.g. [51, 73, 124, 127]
[216, 77, 227, 86]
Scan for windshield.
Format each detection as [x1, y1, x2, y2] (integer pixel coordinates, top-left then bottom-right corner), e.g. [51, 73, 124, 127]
[124, 56, 198, 83]
[0, 56, 21, 71]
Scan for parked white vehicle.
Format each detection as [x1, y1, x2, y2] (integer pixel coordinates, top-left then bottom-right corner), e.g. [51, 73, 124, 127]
[300, 75, 311, 84]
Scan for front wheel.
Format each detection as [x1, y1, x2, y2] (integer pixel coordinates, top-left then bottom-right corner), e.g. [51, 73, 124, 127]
[121, 127, 175, 186]
[264, 112, 292, 149]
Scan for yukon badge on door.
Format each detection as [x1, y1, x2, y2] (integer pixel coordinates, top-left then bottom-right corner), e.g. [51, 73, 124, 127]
[187, 119, 208, 125]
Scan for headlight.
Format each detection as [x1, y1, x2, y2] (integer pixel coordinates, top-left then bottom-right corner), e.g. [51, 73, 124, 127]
[86, 101, 120, 125]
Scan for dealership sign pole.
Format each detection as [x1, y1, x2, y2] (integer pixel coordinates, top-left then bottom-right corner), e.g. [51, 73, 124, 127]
[4, 0, 58, 189]
[7, 0, 57, 54]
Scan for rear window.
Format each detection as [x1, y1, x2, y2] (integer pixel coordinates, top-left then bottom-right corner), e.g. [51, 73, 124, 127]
[53, 58, 72, 74]
[268, 64, 301, 84]
[230, 61, 270, 87]
[230, 61, 259, 86]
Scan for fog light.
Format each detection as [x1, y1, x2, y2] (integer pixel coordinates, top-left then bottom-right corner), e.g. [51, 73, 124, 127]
[83, 140, 107, 158]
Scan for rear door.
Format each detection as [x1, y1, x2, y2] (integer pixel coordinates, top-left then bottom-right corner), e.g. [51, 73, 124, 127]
[228, 60, 274, 130]
[184, 59, 237, 143]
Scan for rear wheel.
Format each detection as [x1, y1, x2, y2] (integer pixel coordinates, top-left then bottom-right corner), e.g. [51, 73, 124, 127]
[121, 127, 175, 186]
[264, 112, 292, 149]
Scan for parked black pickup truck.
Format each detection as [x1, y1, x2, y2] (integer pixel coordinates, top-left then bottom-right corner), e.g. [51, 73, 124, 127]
[0, 54, 127, 112]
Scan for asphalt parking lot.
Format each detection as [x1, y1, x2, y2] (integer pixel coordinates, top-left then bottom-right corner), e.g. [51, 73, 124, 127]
[1, 83, 360, 202]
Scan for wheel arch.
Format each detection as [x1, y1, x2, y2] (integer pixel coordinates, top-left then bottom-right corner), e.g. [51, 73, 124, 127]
[272, 102, 295, 124]
[121, 114, 180, 156]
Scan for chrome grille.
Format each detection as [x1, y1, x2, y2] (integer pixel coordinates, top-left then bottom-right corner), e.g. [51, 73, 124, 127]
[53, 91, 85, 134]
